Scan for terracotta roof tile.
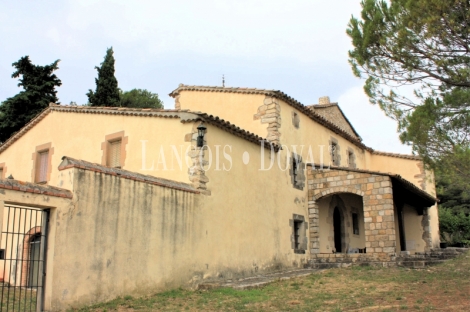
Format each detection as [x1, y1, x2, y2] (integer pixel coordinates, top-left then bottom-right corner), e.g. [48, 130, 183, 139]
[0, 179, 73, 199]
[0, 104, 279, 154]
[372, 150, 421, 160]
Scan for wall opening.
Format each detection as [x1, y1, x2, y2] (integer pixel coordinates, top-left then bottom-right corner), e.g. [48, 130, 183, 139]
[333, 207, 342, 253]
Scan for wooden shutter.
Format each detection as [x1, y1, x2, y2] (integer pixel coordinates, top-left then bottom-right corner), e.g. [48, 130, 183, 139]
[108, 140, 121, 168]
[36, 151, 49, 183]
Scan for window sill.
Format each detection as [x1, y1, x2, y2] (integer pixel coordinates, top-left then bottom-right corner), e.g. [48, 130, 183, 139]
[294, 249, 306, 254]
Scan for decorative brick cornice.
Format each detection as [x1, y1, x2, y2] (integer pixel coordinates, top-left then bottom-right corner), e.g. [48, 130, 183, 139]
[58, 156, 199, 194]
[0, 179, 73, 199]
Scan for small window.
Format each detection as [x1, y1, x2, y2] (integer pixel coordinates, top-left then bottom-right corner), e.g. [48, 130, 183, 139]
[352, 213, 359, 235]
[0, 168, 3, 179]
[0, 249, 4, 260]
[35, 150, 49, 183]
[294, 220, 302, 249]
[292, 111, 300, 129]
[107, 140, 122, 168]
[347, 149, 356, 168]
[293, 157, 298, 184]
[290, 154, 304, 190]
[331, 142, 339, 165]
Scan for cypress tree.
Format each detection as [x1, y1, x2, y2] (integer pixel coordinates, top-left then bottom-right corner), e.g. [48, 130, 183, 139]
[87, 47, 120, 106]
[0, 56, 61, 142]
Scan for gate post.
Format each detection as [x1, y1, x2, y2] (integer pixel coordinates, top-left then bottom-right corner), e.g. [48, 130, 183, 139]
[36, 210, 49, 312]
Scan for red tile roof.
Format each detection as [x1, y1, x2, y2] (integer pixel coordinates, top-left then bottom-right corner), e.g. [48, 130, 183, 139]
[0, 178, 73, 199]
[59, 156, 200, 194]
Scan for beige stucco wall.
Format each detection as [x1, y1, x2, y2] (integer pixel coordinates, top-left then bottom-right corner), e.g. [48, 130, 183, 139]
[49, 130, 313, 310]
[403, 204, 426, 253]
[177, 91, 268, 138]
[277, 99, 367, 169]
[178, 90, 368, 169]
[0, 111, 193, 188]
[177, 90, 440, 248]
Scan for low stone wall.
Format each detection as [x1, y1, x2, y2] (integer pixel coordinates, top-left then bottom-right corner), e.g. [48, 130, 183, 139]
[307, 248, 469, 269]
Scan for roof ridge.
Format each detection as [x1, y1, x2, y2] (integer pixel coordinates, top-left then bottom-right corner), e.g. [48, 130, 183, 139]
[59, 156, 199, 194]
[372, 150, 421, 160]
[0, 178, 73, 199]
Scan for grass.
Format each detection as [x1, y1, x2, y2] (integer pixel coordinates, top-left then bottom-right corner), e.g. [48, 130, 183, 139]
[70, 251, 470, 311]
[0, 286, 38, 311]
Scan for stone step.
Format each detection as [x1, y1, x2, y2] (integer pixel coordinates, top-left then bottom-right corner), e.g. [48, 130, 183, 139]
[197, 268, 320, 291]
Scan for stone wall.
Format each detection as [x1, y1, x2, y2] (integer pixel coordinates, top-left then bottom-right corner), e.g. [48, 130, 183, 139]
[307, 165, 397, 261]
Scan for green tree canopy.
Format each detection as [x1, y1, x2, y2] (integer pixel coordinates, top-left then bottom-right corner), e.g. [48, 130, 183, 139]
[0, 56, 61, 142]
[347, 0, 470, 194]
[120, 89, 164, 109]
[87, 47, 120, 107]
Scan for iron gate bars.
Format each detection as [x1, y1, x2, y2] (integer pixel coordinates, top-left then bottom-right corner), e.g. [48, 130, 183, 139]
[0, 204, 48, 312]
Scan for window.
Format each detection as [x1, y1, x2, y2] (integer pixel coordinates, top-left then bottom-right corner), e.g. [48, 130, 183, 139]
[294, 220, 302, 249]
[352, 213, 359, 235]
[292, 111, 300, 129]
[35, 150, 49, 183]
[107, 139, 122, 168]
[293, 157, 298, 184]
[329, 137, 341, 166]
[101, 131, 128, 169]
[290, 153, 305, 190]
[291, 214, 306, 254]
[32, 143, 53, 183]
[347, 148, 356, 168]
[0, 168, 3, 179]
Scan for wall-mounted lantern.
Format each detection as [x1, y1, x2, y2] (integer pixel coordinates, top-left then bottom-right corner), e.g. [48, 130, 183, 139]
[197, 123, 207, 148]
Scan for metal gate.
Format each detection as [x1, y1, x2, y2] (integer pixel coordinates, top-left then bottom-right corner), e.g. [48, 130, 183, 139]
[0, 204, 49, 312]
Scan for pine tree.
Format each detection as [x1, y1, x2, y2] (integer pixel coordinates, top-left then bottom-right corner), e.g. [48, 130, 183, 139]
[347, 0, 470, 195]
[0, 56, 61, 142]
[87, 47, 120, 107]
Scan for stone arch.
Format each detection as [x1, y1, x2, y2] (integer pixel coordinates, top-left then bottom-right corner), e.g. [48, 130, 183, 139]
[313, 187, 365, 201]
[326, 195, 350, 253]
[21, 226, 41, 286]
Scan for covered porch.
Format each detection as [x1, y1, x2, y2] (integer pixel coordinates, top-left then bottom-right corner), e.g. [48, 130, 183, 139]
[306, 165, 437, 265]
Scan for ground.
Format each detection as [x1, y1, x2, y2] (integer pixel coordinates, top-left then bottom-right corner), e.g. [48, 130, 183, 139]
[71, 251, 470, 311]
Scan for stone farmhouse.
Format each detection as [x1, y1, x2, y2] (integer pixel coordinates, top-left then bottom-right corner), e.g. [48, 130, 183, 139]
[0, 85, 439, 311]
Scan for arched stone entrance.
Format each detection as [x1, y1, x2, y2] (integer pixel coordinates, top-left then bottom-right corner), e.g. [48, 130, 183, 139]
[307, 166, 397, 261]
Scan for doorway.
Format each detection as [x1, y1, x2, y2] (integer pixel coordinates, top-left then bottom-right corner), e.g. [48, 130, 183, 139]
[333, 207, 342, 253]
[28, 233, 42, 288]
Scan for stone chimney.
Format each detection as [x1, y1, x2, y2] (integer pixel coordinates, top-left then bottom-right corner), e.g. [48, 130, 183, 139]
[318, 96, 330, 104]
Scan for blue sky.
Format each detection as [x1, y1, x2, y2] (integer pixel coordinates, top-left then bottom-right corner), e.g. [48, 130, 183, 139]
[0, 0, 412, 153]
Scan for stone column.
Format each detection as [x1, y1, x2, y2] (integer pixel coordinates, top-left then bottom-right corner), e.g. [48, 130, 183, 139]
[307, 166, 320, 254]
[363, 176, 396, 260]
